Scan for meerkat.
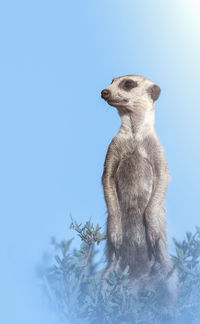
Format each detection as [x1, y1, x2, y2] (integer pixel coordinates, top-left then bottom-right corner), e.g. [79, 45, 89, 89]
[101, 75, 177, 300]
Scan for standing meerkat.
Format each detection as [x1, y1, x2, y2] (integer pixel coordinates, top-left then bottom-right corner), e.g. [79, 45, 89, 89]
[101, 75, 177, 299]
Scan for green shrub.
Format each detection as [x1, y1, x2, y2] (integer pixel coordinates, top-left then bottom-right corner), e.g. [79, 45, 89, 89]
[38, 220, 200, 324]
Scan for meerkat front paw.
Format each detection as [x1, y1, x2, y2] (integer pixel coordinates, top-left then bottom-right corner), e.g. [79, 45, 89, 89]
[109, 228, 123, 249]
[146, 229, 160, 258]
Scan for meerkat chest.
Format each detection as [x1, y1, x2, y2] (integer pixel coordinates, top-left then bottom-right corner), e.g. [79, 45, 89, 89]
[115, 132, 149, 161]
[113, 135, 153, 198]
[115, 143, 152, 182]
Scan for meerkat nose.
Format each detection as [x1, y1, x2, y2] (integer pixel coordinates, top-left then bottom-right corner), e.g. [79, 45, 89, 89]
[101, 89, 111, 100]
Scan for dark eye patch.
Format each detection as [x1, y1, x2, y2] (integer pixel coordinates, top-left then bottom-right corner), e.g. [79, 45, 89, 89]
[119, 79, 138, 91]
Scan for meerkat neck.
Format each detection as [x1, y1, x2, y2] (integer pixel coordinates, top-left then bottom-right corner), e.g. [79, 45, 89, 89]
[118, 109, 155, 138]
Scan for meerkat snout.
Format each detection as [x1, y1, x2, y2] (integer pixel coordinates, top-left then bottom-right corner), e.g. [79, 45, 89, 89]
[101, 89, 111, 100]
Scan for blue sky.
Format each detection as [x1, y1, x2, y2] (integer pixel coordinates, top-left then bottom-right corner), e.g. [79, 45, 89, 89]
[1, 1, 200, 323]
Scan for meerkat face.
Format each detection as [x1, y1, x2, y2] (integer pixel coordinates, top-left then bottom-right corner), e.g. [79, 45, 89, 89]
[101, 75, 161, 113]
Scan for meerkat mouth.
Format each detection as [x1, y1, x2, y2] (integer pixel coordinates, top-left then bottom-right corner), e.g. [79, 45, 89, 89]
[107, 98, 129, 105]
[107, 99, 120, 104]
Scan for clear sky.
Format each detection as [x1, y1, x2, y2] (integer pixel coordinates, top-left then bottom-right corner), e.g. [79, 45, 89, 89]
[1, 1, 200, 323]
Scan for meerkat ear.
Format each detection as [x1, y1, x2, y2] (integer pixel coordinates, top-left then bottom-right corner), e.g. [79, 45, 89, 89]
[148, 84, 161, 102]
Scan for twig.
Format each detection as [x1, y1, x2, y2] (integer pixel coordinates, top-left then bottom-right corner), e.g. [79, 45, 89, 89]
[107, 281, 121, 303]
[77, 241, 94, 290]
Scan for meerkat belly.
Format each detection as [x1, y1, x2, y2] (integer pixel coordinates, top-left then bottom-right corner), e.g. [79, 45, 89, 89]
[115, 151, 153, 216]
[115, 151, 153, 274]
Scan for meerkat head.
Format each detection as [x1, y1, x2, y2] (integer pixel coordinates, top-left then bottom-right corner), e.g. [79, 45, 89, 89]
[101, 75, 161, 114]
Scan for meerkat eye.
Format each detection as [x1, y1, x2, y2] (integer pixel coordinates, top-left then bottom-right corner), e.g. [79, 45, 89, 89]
[123, 80, 137, 89]
[119, 79, 138, 91]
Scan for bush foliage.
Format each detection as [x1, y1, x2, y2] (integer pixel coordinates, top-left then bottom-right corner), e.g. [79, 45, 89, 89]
[38, 220, 200, 324]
